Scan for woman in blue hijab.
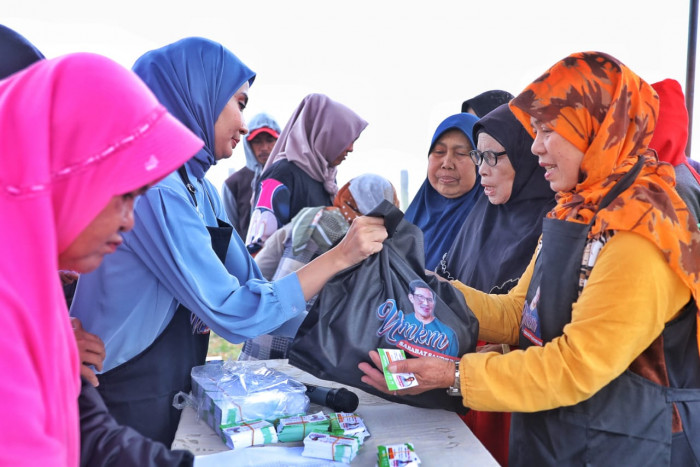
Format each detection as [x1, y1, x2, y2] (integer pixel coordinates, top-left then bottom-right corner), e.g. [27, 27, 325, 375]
[404, 113, 482, 270]
[70, 37, 386, 445]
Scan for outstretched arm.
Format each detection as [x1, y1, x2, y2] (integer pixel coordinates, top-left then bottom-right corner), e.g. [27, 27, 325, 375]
[296, 216, 387, 300]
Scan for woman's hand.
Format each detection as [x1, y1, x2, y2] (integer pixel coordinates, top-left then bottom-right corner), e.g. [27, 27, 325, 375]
[477, 343, 510, 354]
[425, 269, 449, 282]
[358, 350, 455, 396]
[296, 216, 387, 301]
[71, 317, 106, 387]
[59, 270, 79, 285]
[333, 216, 387, 269]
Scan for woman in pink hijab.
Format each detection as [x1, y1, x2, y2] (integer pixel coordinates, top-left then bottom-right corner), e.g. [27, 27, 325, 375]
[0, 53, 202, 465]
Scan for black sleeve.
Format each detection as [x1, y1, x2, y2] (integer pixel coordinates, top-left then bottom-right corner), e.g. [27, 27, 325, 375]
[79, 378, 194, 467]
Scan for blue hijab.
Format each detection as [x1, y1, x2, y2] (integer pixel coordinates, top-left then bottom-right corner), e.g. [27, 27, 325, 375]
[404, 113, 481, 271]
[132, 37, 255, 179]
[0, 24, 44, 79]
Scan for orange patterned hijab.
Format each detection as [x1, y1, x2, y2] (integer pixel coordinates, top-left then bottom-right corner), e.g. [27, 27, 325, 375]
[510, 51, 699, 307]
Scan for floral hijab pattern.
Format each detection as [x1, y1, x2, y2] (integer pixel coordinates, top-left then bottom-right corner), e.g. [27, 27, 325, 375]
[510, 51, 700, 329]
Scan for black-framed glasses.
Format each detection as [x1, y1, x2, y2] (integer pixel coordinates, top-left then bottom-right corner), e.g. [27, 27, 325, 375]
[469, 149, 507, 166]
[411, 293, 434, 305]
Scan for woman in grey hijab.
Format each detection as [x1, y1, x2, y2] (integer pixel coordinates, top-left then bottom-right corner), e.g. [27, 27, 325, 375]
[245, 93, 368, 254]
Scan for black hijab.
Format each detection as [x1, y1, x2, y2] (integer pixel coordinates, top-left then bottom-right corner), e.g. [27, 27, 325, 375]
[437, 104, 555, 294]
[461, 90, 513, 117]
[0, 24, 45, 79]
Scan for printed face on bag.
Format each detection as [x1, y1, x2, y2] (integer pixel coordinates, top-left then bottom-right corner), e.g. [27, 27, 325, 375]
[375, 296, 460, 358]
[408, 287, 436, 323]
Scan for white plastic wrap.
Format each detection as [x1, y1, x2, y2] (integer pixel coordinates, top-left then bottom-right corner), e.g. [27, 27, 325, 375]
[188, 360, 310, 438]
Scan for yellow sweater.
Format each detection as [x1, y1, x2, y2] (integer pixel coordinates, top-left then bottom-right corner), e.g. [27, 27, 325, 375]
[452, 231, 690, 412]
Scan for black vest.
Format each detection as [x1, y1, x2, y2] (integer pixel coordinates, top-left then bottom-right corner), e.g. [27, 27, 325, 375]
[511, 160, 700, 466]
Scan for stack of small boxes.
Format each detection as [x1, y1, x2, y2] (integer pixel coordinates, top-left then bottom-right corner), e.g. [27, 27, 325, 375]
[190, 361, 394, 463]
[190, 361, 309, 446]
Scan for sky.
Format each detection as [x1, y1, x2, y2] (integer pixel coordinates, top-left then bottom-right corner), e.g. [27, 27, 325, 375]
[4, 0, 697, 208]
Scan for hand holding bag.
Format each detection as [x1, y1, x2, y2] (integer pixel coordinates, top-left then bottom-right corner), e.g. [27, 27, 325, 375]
[289, 200, 479, 412]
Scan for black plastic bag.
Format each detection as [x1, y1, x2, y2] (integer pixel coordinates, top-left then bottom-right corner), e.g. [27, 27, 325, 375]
[289, 200, 479, 413]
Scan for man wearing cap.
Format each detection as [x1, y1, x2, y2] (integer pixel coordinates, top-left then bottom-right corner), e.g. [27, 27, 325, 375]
[222, 112, 281, 238]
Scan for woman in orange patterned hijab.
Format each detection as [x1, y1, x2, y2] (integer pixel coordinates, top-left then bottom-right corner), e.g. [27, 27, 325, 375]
[509, 51, 699, 329]
[360, 51, 700, 466]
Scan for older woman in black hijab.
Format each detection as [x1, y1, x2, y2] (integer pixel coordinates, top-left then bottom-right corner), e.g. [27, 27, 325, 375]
[438, 104, 554, 292]
[436, 104, 555, 465]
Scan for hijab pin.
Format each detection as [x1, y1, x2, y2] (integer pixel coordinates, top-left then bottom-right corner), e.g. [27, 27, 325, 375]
[144, 154, 159, 171]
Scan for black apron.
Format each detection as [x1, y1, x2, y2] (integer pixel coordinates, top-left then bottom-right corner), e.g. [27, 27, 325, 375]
[97, 167, 233, 446]
[511, 159, 700, 466]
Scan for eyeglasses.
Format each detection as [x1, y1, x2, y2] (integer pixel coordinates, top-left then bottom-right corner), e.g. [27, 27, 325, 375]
[412, 294, 434, 305]
[469, 149, 507, 167]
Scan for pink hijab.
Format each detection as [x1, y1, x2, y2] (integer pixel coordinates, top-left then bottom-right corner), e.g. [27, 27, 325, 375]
[0, 53, 202, 465]
[262, 93, 368, 195]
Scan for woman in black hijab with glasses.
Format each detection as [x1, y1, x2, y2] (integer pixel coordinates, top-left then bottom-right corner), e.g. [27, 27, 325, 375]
[435, 103, 555, 466]
[438, 103, 554, 292]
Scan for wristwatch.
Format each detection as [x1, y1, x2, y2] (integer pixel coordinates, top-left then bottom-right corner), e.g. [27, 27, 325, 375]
[446, 360, 461, 396]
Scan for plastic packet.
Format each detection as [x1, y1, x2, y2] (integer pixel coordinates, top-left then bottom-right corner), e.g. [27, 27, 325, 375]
[188, 360, 309, 437]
